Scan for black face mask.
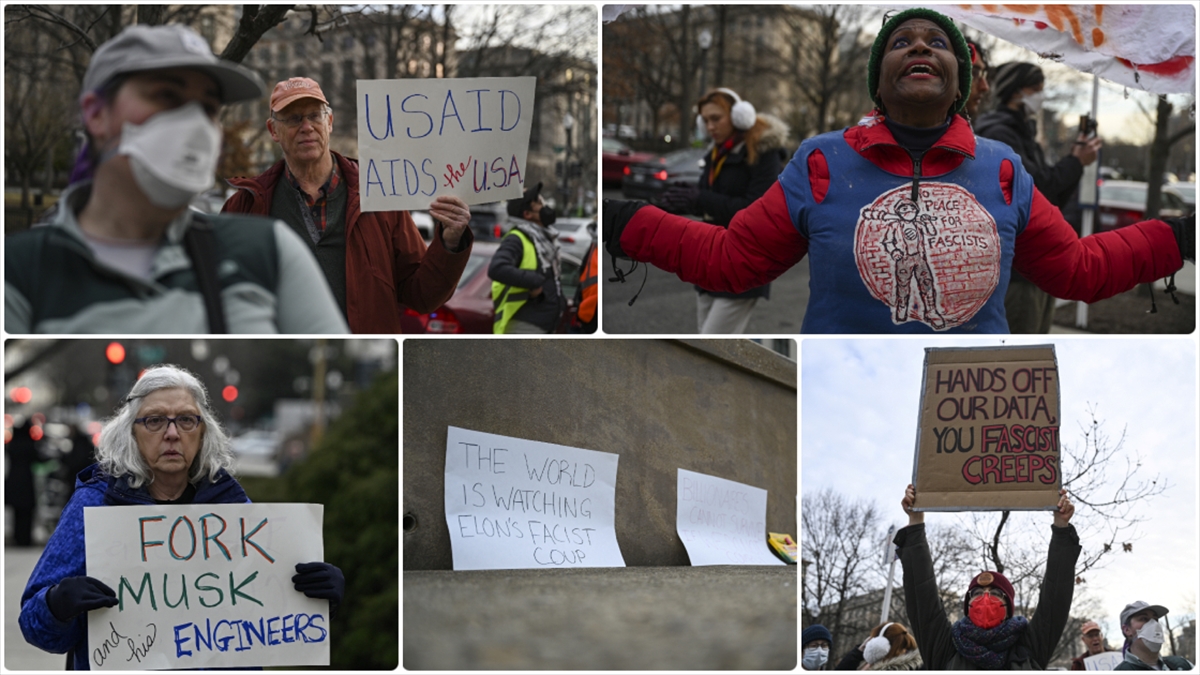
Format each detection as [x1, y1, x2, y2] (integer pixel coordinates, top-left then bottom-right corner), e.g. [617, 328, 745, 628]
[538, 206, 557, 226]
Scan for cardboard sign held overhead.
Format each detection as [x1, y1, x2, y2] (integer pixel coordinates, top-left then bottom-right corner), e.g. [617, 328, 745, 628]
[912, 345, 1061, 511]
[356, 77, 536, 211]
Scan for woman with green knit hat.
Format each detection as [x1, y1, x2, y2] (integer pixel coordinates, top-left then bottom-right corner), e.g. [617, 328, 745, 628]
[603, 8, 1193, 334]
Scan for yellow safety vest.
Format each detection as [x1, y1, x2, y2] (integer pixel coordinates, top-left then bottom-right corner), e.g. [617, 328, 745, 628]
[491, 229, 538, 334]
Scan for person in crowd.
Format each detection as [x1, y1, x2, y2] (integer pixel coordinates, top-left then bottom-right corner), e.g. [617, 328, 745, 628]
[895, 483, 1078, 668]
[573, 221, 599, 333]
[18, 365, 344, 669]
[5, 25, 347, 334]
[222, 77, 472, 333]
[834, 621, 923, 670]
[962, 39, 991, 122]
[1114, 601, 1194, 670]
[975, 62, 1103, 333]
[802, 624, 834, 670]
[656, 88, 790, 333]
[489, 182, 565, 333]
[1070, 619, 1118, 670]
[604, 8, 1193, 334]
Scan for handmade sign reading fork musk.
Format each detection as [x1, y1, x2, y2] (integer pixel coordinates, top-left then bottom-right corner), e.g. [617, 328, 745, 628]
[912, 345, 1061, 511]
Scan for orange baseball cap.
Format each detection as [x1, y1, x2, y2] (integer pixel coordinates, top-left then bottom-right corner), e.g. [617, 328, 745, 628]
[1081, 620, 1101, 635]
[270, 77, 329, 112]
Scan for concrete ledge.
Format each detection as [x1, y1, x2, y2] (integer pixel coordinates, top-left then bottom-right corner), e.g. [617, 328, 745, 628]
[403, 566, 797, 670]
[674, 339, 797, 390]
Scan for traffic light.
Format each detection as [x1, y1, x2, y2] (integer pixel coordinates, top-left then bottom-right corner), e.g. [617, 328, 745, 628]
[105, 342, 126, 364]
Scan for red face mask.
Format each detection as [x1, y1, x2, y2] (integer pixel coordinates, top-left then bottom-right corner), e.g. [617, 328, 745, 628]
[969, 593, 1008, 629]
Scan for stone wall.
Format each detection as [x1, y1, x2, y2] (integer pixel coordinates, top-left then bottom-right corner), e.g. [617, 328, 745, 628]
[403, 339, 797, 569]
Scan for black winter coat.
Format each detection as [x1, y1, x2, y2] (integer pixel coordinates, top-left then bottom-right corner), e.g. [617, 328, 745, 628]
[692, 126, 788, 300]
[974, 107, 1084, 209]
[894, 522, 1081, 670]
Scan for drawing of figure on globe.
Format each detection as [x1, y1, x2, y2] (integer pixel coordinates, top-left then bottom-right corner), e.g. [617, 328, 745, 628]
[880, 199, 946, 329]
[854, 183, 1002, 331]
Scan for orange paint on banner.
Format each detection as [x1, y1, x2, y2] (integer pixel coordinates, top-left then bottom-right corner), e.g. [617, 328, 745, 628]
[1092, 28, 1105, 48]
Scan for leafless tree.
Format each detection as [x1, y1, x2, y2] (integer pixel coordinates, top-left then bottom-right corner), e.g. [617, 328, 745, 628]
[774, 5, 874, 137]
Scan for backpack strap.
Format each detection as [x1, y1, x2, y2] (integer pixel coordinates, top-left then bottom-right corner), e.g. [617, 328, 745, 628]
[183, 214, 228, 334]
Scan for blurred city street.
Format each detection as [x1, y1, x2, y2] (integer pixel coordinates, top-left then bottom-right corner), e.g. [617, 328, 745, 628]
[5, 546, 62, 670]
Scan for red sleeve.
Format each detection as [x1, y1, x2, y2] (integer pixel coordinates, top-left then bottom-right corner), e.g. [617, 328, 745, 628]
[1014, 188, 1182, 302]
[618, 181, 808, 293]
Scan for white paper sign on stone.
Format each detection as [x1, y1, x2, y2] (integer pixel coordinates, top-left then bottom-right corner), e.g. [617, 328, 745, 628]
[676, 469, 784, 566]
[356, 76, 536, 211]
[83, 503, 328, 670]
[445, 426, 626, 570]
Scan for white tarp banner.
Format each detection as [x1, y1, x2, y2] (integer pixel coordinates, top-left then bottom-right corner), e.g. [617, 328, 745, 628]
[356, 77, 536, 211]
[936, 5, 1195, 95]
[676, 469, 784, 566]
[84, 503, 328, 670]
[444, 426, 626, 570]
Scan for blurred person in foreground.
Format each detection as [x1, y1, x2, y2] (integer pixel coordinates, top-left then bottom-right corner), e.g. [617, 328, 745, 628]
[1114, 601, 1193, 670]
[603, 8, 1193, 334]
[834, 621, 923, 670]
[4, 25, 347, 334]
[896, 483, 1078, 669]
[656, 88, 789, 333]
[1070, 619, 1118, 670]
[975, 62, 1102, 333]
[18, 365, 344, 669]
[223, 77, 473, 333]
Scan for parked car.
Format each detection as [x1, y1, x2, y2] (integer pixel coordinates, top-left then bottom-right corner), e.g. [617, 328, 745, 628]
[468, 202, 511, 241]
[553, 217, 595, 259]
[1096, 180, 1187, 232]
[400, 241, 581, 333]
[411, 210, 434, 243]
[1166, 181, 1195, 208]
[621, 147, 706, 201]
[602, 137, 656, 186]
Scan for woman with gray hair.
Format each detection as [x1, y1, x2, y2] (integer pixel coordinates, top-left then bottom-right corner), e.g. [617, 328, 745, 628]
[18, 364, 344, 670]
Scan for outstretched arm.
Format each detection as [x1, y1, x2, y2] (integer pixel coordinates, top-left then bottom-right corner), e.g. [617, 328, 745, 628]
[894, 485, 953, 669]
[1027, 489, 1082, 667]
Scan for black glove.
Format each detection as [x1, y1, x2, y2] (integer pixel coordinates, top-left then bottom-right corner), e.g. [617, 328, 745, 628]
[1162, 214, 1195, 264]
[657, 184, 700, 214]
[46, 576, 118, 622]
[293, 562, 345, 607]
[602, 198, 648, 260]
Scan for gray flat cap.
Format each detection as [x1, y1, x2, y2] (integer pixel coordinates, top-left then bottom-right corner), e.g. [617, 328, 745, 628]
[82, 24, 265, 104]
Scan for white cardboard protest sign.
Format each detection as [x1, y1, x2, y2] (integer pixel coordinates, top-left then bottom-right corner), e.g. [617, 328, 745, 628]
[1083, 652, 1124, 670]
[356, 77, 536, 211]
[444, 426, 625, 570]
[84, 503, 328, 670]
[676, 469, 784, 566]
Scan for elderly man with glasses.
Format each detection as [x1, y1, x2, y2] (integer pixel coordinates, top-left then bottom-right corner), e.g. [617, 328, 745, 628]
[223, 77, 473, 333]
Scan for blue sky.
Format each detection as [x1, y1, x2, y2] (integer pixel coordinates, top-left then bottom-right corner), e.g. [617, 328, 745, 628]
[801, 337, 1198, 644]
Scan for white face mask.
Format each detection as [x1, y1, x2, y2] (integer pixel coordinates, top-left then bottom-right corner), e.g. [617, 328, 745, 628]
[118, 101, 221, 209]
[1021, 91, 1045, 117]
[1136, 618, 1164, 652]
[802, 646, 829, 669]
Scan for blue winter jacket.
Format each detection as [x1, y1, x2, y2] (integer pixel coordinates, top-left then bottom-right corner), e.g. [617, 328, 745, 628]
[19, 464, 250, 670]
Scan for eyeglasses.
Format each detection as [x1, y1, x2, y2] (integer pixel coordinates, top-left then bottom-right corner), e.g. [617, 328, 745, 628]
[135, 415, 203, 433]
[972, 65, 988, 80]
[271, 110, 329, 128]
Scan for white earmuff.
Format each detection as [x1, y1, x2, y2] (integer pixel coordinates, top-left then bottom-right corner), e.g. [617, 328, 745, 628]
[715, 87, 757, 130]
[862, 622, 895, 664]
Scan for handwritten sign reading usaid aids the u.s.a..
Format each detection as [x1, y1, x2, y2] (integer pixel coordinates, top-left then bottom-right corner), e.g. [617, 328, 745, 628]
[445, 426, 625, 570]
[913, 345, 1061, 511]
[356, 77, 536, 211]
[84, 504, 327, 670]
[676, 469, 784, 566]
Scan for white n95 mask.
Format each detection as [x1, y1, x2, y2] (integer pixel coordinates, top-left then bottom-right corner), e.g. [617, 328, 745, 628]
[1022, 91, 1045, 117]
[119, 101, 221, 209]
[1137, 618, 1164, 652]
[802, 646, 829, 669]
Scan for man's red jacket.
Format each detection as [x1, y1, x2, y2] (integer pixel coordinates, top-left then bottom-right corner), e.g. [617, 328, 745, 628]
[223, 151, 471, 333]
